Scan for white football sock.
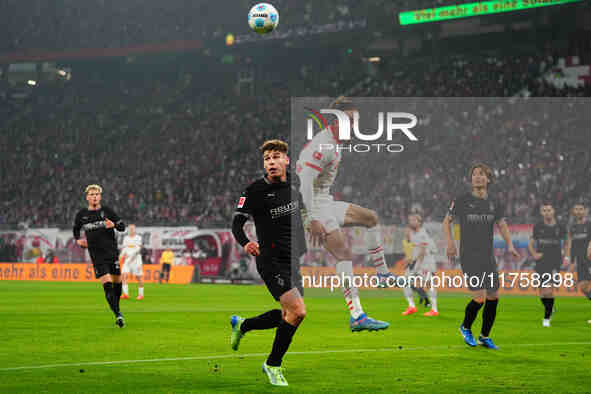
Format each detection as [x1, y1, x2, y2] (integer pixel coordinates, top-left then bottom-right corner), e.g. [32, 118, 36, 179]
[336, 261, 364, 319]
[429, 287, 438, 312]
[366, 226, 389, 276]
[122, 283, 129, 295]
[138, 286, 144, 296]
[403, 286, 415, 308]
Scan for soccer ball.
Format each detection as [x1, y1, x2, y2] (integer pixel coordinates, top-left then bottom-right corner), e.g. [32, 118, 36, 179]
[248, 3, 279, 34]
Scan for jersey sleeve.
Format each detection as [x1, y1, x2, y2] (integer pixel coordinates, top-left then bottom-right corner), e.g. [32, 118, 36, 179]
[494, 199, 506, 222]
[532, 223, 540, 240]
[560, 224, 568, 241]
[232, 186, 256, 247]
[234, 187, 256, 218]
[447, 197, 461, 219]
[73, 211, 83, 240]
[104, 206, 125, 231]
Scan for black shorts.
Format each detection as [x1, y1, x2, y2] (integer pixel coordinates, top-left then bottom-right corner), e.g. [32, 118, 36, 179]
[257, 257, 303, 301]
[162, 263, 171, 272]
[575, 258, 591, 282]
[92, 260, 121, 279]
[534, 261, 560, 276]
[460, 255, 499, 291]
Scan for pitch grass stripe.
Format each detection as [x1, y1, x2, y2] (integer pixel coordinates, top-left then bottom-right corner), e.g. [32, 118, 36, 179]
[2, 342, 590, 372]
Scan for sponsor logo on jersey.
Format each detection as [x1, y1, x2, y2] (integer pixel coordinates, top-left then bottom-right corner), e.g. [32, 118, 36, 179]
[270, 201, 299, 219]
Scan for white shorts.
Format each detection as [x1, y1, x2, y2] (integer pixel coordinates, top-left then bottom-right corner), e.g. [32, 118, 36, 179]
[406, 262, 436, 284]
[314, 198, 350, 233]
[122, 256, 143, 276]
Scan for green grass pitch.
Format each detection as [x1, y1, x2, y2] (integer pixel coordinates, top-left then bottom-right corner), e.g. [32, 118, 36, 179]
[0, 281, 590, 393]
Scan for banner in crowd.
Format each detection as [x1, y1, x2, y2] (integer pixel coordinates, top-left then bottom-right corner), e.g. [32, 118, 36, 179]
[0, 226, 259, 280]
[0, 263, 194, 284]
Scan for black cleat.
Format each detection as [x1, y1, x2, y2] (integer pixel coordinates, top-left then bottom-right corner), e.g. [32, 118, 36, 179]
[116, 314, 125, 328]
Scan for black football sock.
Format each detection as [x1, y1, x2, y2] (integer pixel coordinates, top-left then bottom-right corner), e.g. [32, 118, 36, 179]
[481, 299, 498, 337]
[241, 309, 282, 334]
[113, 282, 122, 315]
[462, 300, 484, 330]
[102, 282, 117, 315]
[584, 290, 591, 301]
[267, 320, 298, 367]
[541, 297, 554, 319]
[411, 286, 428, 300]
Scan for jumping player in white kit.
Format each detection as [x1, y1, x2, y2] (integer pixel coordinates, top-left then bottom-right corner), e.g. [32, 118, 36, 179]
[296, 96, 391, 332]
[120, 224, 144, 300]
[401, 211, 439, 317]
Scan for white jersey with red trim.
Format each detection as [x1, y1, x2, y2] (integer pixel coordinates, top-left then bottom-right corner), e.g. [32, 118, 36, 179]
[408, 227, 437, 271]
[296, 128, 341, 202]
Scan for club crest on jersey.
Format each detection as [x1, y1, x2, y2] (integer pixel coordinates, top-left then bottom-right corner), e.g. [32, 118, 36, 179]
[237, 197, 246, 208]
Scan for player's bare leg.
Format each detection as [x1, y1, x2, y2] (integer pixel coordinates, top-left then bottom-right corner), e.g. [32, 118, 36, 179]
[323, 229, 389, 331]
[424, 278, 439, 316]
[121, 272, 130, 299]
[540, 287, 555, 327]
[136, 274, 144, 300]
[344, 204, 394, 285]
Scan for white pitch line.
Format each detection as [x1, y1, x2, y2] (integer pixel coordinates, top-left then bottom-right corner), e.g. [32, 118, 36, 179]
[1, 342, 590, 372]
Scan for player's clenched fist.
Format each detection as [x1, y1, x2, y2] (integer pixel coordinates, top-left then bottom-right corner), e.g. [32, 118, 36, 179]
[77, 239, 88, 249]
[244, 241, 260, 256]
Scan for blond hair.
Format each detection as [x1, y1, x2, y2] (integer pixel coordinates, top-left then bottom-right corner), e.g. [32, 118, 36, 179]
[85, 184, 103, 194]
[260, 139, 288, 154]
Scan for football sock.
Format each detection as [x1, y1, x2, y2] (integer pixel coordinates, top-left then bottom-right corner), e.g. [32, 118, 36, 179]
[584, 290, 591, 301]
[412, 285, 428, 301]
[429, 288, 438, 312]
[113, 282, 122, 315]
[122, 283, 129, 295]
[403, 286, 416, 308]
[337, 261, 364, 319]
[541, 297, 554, 319]
[481, 299, 498, 337]
[102, 282, 117, 315]
[138, 286, 144, 297]
[366, 226, 389, 276]
[462, 299, 484, 330]
[267, 320, 298, 367]
[241, 309, 283, 334]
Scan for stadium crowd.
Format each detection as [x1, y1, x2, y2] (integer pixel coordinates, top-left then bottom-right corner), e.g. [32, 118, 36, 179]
[2, 44, 590, 229]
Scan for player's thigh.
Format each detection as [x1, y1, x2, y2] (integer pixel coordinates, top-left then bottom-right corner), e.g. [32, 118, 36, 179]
[343, 203, 378, 228]
[324, 229, 351, 260]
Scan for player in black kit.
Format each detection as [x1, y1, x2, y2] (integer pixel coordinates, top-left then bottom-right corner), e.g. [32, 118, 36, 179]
[230, 139, 307, 387]
[73, 184, 126, 327]
[565, 202, 591, 324]
[528, 202, 568, 327]
[443, 163, 519, 350]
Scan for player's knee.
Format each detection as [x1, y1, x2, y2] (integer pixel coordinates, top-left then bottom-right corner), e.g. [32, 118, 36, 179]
[287, 306, 306, 325]
[473, 296, 485, 304]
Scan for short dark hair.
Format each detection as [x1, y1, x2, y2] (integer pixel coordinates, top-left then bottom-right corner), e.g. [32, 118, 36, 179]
[540, 201, 555, 208]
[260, 139, 288, 155]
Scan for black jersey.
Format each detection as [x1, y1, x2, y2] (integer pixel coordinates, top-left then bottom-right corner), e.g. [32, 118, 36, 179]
[568, 221, 591, 262]
[448, 193, 505, 259]
[532, 222, 566, 265]
[233, 174, 307, 264]
[73, 205, 125, 264]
